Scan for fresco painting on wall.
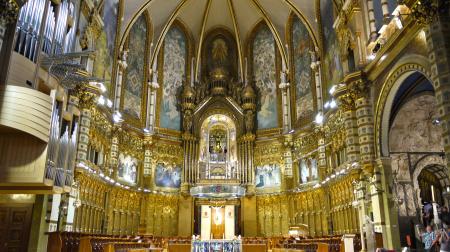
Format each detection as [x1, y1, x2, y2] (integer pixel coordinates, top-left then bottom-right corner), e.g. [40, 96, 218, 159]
[253, 26, 278, 130]
[155, 163, 182, 188]
[118, 153, 138, 184]
[92, 0, 119, 97]
[292, 15, 314, 123]
[160, 26, 186, 131]
[320, 0, 343, 92]
[123, 15, 147, 119]
[389, 95, 443, 153]
[255, 164, 281, 189]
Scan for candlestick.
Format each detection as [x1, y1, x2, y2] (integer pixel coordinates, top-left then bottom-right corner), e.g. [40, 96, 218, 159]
[244, 57, 248, 84]
[191, 57, 195, 86]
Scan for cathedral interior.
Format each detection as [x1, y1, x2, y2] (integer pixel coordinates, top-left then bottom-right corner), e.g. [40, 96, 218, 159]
[0, 0, 449, 251]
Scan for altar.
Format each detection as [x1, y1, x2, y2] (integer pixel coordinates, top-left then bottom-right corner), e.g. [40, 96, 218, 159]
[191, 239, 242, 252]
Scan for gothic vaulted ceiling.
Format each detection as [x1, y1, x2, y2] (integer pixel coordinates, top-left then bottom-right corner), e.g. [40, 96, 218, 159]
[119, 0, 319, 66]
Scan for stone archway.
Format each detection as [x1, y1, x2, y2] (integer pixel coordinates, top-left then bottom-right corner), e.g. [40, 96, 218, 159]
[413, 156, 449, 207]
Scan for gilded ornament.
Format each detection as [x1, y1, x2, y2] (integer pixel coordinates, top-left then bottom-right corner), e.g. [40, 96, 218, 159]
[0, 0, 19, 24]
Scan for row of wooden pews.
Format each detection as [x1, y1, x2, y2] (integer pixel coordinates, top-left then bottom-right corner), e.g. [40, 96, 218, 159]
[47, 232, 163, 252]
[271, 234, 362, 252]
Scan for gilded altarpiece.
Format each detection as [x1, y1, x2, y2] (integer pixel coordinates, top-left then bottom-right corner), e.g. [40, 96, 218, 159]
[254, 141, 283, 193]
[151, 141, 183, 192]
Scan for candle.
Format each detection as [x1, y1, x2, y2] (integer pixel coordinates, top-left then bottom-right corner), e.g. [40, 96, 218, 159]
[431, 185, 435, 202]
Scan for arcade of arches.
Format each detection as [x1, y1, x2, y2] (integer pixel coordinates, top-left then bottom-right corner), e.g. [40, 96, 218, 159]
[0, 0, 450, 251]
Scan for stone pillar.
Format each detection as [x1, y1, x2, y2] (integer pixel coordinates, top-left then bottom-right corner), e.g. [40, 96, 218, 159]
[424, 1, 450, 170]
[366, 0, 378, 42]
[350, 75, 375, 175]
[110, 125, 121, 178]
[282, 134, 294, 189]
[279, 69, 291, 133]
[143, 136, 154, 188]
[354, 178, 370, 252]
[73, 85, 99, 164]
[375, 157, 401, 249]
[114, 50, 128, 112]
[316, 129, 327, 179]
[333, 83, 360, 163]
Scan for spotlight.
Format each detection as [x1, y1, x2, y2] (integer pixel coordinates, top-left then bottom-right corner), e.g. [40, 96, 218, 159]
[97, 96, 105, 105]
[113, 111, 123, 123]
[329, 85, 337, 95]
[329, 99, 337, 109]
[432, 118, 441, 125]
[315, 112, 324, 125]
[99, 83, 107, 93]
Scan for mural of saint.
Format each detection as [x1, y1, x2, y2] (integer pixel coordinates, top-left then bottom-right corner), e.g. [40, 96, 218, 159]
[253, 26, 278, 129]
[155, 163, 182, 188]
[320, 0, 343, 93]
[123, 15, 147, 118]
[292, 16, 314, 122]
[255, 164, 281, 189]
[160, 26, 186, 130]
[118, 153, 137, 184]
[92, 0, 120, 97]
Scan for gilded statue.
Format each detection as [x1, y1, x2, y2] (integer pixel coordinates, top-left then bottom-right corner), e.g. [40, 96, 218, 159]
[245, 110, 255, 133]
[183, 110, 193, 133]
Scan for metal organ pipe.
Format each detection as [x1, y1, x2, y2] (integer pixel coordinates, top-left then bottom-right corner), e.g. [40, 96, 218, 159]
[56, 125, 69, 187]
[53, 1, 70, 54]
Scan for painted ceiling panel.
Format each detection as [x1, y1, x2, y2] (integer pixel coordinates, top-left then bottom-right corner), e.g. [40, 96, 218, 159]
[289, 0, 319, 42]
[146, 0, 182, 45]
[119, 0, 319, 65]
[231, 0, 261, 45]
[204, 0, 234, 35]
[258, 0, 291, 47]
[177, 0, 208, 44]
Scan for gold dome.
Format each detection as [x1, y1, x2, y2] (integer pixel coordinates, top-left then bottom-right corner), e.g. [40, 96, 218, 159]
[210, 67, 228, 81]
[242, 84, 256, 99]
[182, 84, 195, 98]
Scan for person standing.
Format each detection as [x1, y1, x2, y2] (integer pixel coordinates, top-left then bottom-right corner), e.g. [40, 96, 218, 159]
[440, 227, 450, 252]
[440, 206, 450, 228]
[422, 225, 439, 252]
